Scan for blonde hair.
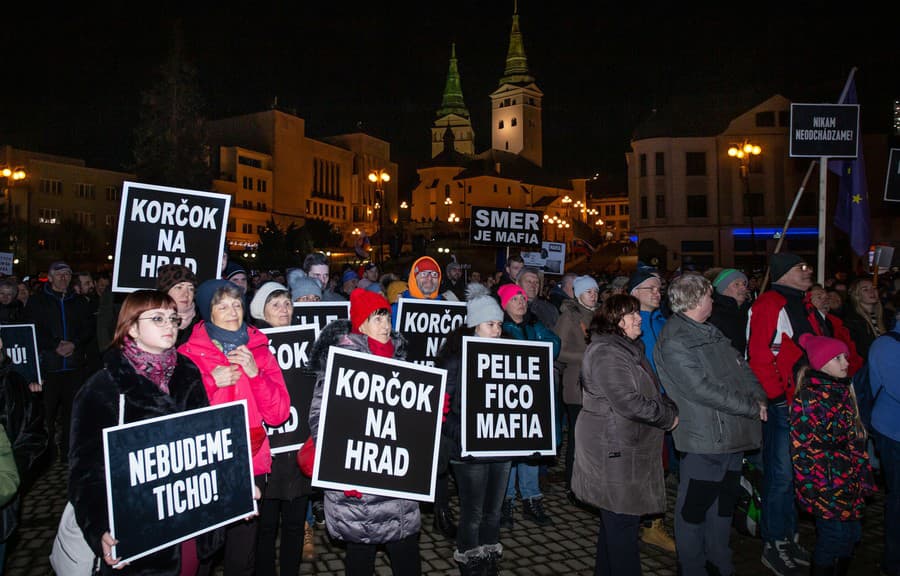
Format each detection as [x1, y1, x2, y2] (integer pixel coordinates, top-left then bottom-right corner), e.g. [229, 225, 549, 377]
[848, 278, 885, 335]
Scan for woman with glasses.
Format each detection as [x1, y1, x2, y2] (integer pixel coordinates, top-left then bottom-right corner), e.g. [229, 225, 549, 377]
[69, 290, 212, 574]
[179, 279, 290, 576]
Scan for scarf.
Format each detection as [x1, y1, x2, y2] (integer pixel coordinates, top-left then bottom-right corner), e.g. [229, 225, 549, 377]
[368, 337, 395, 359]
[204, 321, 249, 354]
[121, 337, 178, 394]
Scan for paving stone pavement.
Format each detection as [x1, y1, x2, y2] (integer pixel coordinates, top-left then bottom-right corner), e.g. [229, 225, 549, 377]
[5, 452, 888, 575]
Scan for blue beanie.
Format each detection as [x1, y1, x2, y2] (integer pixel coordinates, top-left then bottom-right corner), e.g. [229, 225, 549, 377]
[195, 279, 241, 322]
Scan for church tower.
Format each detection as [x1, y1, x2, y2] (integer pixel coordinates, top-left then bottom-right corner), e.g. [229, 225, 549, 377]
[490, 4, 543, 166]
[432, 43, 475, 158]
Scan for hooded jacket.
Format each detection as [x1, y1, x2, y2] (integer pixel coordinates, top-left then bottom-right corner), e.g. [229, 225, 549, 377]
[307, 320, 421, 544]
[555, 297, 595, 405]
[391, 256, 444, 330]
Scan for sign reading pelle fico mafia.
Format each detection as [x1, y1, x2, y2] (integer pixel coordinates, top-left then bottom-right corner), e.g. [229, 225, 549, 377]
[113, 182, 231, 292]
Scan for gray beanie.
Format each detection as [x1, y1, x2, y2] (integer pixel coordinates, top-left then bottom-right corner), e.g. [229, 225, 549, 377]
[573, 275, 599, 297]
[289, 274, 322, 300]
[249, 282, 289, 321]
[465, 282, 504, 328]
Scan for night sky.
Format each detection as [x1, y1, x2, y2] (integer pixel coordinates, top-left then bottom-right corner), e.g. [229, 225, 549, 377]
[2, 3, 895, 191]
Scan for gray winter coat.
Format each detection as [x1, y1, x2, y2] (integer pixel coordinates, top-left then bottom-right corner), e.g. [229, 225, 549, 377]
[572, 333, 678, 516]
[307, 320, 421, 544]
[654, 313, 765, 455]
[555, 298, 595, 405]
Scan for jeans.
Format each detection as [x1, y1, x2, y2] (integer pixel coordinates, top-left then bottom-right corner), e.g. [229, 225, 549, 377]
[761, 401, 796, 542]
[452, 460, 511, 553]
[813, 518, 860, 565]
[345, 533, 421, 576]
[506, 461, 541, 500]
[878, 434, 900, 574]
[594, 509, 641, 576]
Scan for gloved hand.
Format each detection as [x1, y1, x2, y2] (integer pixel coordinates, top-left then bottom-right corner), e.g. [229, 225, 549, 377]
[249, 426, 267, 455]
[442, 392, 451, 423]
[343, 490, 363, 498]
[296, 437, 315, 477]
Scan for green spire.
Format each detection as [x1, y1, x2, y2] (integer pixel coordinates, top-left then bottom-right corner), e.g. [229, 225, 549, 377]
[498, 4, 534, 86]
[436, 43, 469, 119]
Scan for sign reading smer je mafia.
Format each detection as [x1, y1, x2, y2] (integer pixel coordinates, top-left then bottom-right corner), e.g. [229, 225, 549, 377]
[113, 181, 231, 292]
[395, 298, 467, 366]
[460, 337, 556, 458]
[469, 206, 543, 247]
[789, 103, 859, 158]
[104, 401, 256, 565]
[312, 348, 447, 502]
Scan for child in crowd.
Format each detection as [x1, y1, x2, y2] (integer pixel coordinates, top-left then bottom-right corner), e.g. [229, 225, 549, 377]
[790, 333, 875, 575]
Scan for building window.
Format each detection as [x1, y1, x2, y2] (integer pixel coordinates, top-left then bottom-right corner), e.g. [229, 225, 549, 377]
[639, 154, 647, 177]
[755, 111, 775, 127]
[40, 179, 63, 196]
[511, 118, 517, 127]
[745, 193, 765, 218]
[105, 214, 117, 227]
[228, 218, 236, 232]
[105, 186, 120, 202]
[241, 223, 252, 234]
[685, 152, 706, 176]
[686, 195, 708, 218]
[779, 111, 790, 127]
[655, 194, 666, 218]
[640, 196, 648, 219]
[619, 204, 629, 216]
[242, 176, 253, 190]
[493, 184, 498, 193]
[238, 155, 262, 168]
[498, 120, 504, 129]
[256, 180, 267, 192]
[655, 152, 664, 176]
[39, 208, 60, 224]
[76, 183, 95, 200]
[605, 205, 616, 217]
[75, 211, 96, 227]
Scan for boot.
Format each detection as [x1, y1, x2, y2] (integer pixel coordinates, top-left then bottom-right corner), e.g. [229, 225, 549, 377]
[433, 507, 458, 539]
[483, 543, 502, 576]
[499, 499, 514, 530]
[639, 518, 675, 553]
[454, 548, 486, 576]
[302, 522, 316, 562]
[521, 497, 553, 526]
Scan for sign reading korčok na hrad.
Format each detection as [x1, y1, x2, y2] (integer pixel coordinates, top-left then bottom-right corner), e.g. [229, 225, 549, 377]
[112, 181, 231, 292]
[469, 206, 543, 247]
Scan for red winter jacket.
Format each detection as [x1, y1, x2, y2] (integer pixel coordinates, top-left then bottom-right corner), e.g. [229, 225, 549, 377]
[178, 321, 290, 475]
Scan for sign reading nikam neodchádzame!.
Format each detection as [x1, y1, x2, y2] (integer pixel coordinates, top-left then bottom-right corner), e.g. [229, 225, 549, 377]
[789, 103, 860, 158]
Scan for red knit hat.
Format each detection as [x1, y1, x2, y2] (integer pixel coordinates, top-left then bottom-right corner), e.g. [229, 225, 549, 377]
[350, 288, 390, 333]
[799, 333, 849, 371]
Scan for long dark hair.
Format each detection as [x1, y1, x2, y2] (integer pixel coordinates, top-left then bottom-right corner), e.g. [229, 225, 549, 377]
[586, 294, 640, 343]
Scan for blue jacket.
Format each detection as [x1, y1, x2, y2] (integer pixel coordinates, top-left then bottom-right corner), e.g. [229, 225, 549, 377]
[868, 326, 900, 442]
[639, 309, 666, 373]
[502, 312, 561, 360]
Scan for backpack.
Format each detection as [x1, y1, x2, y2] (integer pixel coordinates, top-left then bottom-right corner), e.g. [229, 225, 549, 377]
[852, 330, 900, 431]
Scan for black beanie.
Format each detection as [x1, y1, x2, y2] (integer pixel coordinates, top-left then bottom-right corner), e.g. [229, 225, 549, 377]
[627, 269, 657, 294]
[769, 252, 804, 283]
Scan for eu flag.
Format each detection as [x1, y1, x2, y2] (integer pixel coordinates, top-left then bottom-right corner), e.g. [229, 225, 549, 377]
[829, 77, 871, 256]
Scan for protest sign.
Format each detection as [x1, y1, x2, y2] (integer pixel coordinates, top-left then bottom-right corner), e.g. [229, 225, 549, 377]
[104, 400, 255, 564]
[469, 206, 543, 247]
[395, 298, 467, 366]
[0, 324, 40, 384]
[312, 347, 447, 501]
[261, 324, 318, 454]
[0, 252, 12, 275]
[292, 301, 350, 331]
[521, 241, 567, 275]
[460, 337, 556, 457]
[789, 103, 860, 158]
[112, 181, 231, 292]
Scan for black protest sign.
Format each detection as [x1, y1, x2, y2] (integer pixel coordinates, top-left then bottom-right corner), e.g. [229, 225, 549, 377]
[261, 324, 318, 454]
[112, 181, 231, 292]
[789, 103, 860, 158]
[469, 205, 543, 247]
[460, 337, 556, 457]
[104, 401, 255, 564]
[395, 298, 467, 366]
[292, 301, 350, 331]
[0, 324, 41, 384]
[312, 348, 447, 502]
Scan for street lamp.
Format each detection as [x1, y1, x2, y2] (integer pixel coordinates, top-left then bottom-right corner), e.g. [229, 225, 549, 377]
[728, 140, 763, 268]
[368, 169, 390, 265]
[1, 166, 27, 259]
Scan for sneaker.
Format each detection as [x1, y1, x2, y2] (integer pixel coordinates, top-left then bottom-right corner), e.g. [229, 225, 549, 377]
[761, 540, 801, 576]
[302, 522, 316, 562]
[522, 497, 553, 526]
[499, 499, 514, 530]
[311, 499, 325, 527]
[788, 535, 811, 567]
[639, 518, 675, 553]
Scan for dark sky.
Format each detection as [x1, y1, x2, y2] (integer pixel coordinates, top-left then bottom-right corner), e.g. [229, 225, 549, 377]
[2, 3, 895, 191]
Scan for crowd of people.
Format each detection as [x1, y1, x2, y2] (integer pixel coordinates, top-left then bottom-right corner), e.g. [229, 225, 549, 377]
[0, 249, 897, 576]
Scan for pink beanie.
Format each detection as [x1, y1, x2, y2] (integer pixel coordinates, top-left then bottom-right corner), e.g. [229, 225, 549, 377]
[799, 333, 849, 371]
[497, 283, 527, 309]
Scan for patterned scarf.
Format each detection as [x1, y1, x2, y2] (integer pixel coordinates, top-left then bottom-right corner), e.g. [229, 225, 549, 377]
[121, 337, 178, 394]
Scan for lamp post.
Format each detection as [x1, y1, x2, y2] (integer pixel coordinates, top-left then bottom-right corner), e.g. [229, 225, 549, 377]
[1, 166, 27, 263]
[728, 140, 762, 269]
[399, 200, 408, 256]
[368, 169, 390, 265]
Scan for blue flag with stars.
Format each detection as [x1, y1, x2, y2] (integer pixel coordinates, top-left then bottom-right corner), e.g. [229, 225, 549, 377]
[829, 76, 871, 255]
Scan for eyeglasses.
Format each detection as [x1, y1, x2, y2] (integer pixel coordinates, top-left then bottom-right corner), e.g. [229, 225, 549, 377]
[416, 270, 439, 278]
[139, 314, 182, 327]
[634, 286, 661, 294]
